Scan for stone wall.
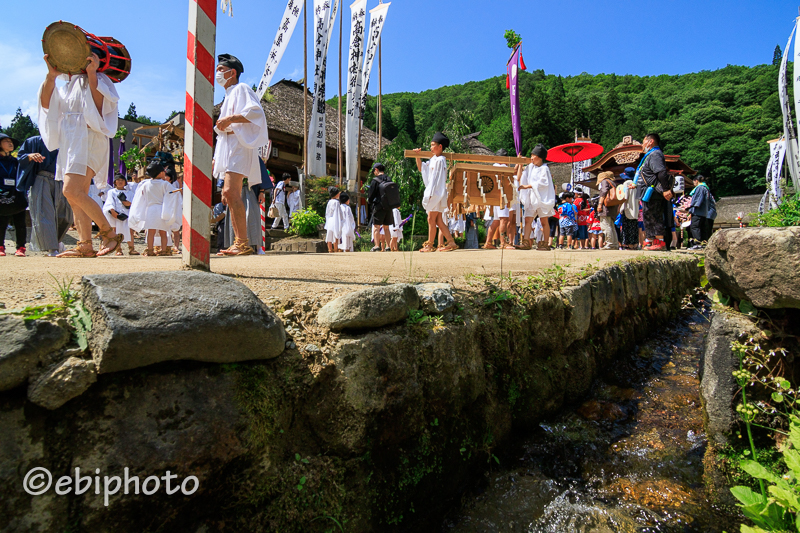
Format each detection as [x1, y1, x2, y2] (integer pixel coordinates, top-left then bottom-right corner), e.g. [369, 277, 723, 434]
[0, 256, 702, 533]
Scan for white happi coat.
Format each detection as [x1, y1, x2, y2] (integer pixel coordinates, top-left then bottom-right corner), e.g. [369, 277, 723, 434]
[38, 73, 119, 182]
[421, 155, 448, 213]
[338, 203, 356, 251]
[389, 208, 403, 240]
[213, 82, 269, 186]
[519, 163, 556, 217]
[128, 179, 173, 232]
[324, 198, 342, 243]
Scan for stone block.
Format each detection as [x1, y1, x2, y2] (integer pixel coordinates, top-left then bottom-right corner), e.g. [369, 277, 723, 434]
[416, 283, 455, 314]
[82, 272, 286, 373]
[0, 316, 69, 392]
[27, 357, 97, 410]
[317, 284, 420, 331]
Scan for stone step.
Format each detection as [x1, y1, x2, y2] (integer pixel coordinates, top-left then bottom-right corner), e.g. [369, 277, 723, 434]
[271, 239, 328, 253]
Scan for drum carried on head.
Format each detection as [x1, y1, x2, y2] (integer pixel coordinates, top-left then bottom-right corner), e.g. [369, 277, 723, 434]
[42, 21, 131, 83]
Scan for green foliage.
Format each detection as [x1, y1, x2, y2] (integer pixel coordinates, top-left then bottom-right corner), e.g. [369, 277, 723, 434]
[288, 208, 325, 237]
[504, 29, 522, 49]
[752, 194, 800, 227]
[120, 146, 146, 171]
[304, 176, 337, 217]
[114, 126, 128, 139]
[773, 45, 783, 66]
[123, 102, 160, 125]
[2, 108, 39, 144]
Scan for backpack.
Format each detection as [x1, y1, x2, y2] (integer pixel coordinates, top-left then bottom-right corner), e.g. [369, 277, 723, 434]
[378, 179, 401, 210]
[602, 179, 626, 207]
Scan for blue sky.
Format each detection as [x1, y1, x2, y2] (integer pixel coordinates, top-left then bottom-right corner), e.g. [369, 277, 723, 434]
[1, 0, 798, 128]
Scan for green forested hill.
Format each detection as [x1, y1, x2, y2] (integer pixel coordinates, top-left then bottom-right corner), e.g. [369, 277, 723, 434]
[332, 63, 785, 197]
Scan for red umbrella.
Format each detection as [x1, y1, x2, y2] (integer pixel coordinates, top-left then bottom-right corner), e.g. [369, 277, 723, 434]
[546, 142, 603, 163]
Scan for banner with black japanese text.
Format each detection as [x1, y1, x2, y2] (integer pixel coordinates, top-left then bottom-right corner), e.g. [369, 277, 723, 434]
[345, 0, 367, 189]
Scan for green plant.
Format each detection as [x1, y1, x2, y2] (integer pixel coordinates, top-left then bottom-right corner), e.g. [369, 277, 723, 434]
[114, 126, 128, 139]
[504, 29, 522, 49]
[288, 208, 325, 237]
[120, 146, 146, 172]
[406, 309, 429, 326]
[751, 194, 800, 228]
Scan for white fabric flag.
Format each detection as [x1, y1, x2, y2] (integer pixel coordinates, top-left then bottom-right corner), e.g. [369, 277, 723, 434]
[345, 0, 367, 189]
[307, 0, 339, 177]
[357, 3, 390, 119]
[766, 138, 785, 208]
[256, 0, 304, 100]
[779, 22, 800, 190]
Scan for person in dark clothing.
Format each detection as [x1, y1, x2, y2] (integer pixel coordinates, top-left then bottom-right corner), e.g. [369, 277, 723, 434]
[637, 133, 674, 251]
[688, 174, 716, 249]
[0, 133, 27, 256]
[367, 162, 393, 252]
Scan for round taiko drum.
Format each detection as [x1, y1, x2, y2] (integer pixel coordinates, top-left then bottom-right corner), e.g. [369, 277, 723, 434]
[42, 21, 131, 83]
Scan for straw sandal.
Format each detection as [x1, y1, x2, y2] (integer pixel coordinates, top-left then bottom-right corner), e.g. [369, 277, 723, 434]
[515, 239, 532, 250]
[56, 240, 97, 258]
[96, 229, 124, 257]
[536, 241, 551, 251]
[437, 242, 458, 252]
[142, 248, 158, 257]
[128, 245, 139, 255]
[419, 240, 436, 253]
[220, 238, 254, 256]
[158, 246, 173, 256]
[482, 242, 497, 249]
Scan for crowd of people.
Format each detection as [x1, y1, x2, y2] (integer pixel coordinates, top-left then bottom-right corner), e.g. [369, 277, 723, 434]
[1, 51, 717, 258]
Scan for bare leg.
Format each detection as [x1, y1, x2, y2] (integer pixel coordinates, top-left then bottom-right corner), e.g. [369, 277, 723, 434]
[540, 217, 550, 245]
[435, 212, 455, 245]
[427, 212, 437, 245]
[146, 229, 156, 250]
[223, 172, 246, 244]
[62, 170, 115, 244]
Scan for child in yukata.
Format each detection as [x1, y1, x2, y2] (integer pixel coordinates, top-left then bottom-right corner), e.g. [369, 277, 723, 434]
[338, 192, 355, 252]
[324, 186, 342, 253]
[103, 174, 138, 255]
[515, 144, 555, 251]
[412, 132, 458, 253]
[128, 162, 174, 256]
[389, 208, 403, 251]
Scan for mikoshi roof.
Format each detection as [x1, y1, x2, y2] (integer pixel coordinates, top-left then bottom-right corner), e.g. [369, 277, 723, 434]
[213, 79, 391, 160]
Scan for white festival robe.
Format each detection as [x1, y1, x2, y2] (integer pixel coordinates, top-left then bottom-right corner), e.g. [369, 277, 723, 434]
[128, 179, 174, 232]
[288, 190, 301, 216]
[38, 73, 119, 183]
[420, 155, 448, 213]
[389, 208, 403, 240]
[324, 198, 343, 243]
[519, 163, 556, 218]
[213, 82, 269, 186]
[103, 188, 131, 235]
[338, 204, 356, 251]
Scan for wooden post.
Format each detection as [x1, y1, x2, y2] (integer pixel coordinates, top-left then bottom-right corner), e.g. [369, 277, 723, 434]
[182, 0, 216, 271]
[355, 120, 363, 222]
[337, 2, 343, 183]
[303, 0, 308, 174]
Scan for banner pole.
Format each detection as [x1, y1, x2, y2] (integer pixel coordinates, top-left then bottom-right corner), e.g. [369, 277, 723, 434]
[338, 2, 343, 182]
[303, 0, 308, 174]
[182, 0, 216, 271]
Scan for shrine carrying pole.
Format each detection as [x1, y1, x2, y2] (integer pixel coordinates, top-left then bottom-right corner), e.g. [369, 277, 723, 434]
[182, 0, 216, 270]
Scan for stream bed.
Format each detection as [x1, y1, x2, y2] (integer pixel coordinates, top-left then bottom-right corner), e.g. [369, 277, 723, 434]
[442, 303, 741, 533]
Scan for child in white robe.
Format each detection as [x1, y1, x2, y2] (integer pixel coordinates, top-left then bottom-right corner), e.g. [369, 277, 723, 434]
[338, 192, 355, 252]
[128, 162, 174, 256]
[103, 174, 137, 255]
[389, 208, 403, 251]
[516, 144, 555, 250]
[288, 187, 301, 218]
[412, 132, 458, 253]
[324, 186, 342, 253]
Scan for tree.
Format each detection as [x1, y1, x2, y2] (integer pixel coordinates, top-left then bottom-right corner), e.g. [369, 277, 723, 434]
[124, 103, 138, 121]
[601, 87, 625, 149]
[547, 76, 569, 144]
[2, 108, 39, 143]
[773, 45, 783, 66]
[380, 107, 398, 140]
[504, 29, 522, 49]
[396, 100, 417, 143]
[585, 94, 605, 142]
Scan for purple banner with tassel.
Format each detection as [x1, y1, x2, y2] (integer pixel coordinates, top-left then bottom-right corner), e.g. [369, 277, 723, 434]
[507, 45, 522, 157]
[118, 139, 126, 176]
[107, 139, 114, 186]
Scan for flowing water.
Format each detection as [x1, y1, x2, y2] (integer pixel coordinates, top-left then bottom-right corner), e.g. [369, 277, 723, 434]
[443, 304, 740, 533]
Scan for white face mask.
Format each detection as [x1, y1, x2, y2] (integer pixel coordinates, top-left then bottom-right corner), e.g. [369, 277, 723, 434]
[215, 69, 231, 86]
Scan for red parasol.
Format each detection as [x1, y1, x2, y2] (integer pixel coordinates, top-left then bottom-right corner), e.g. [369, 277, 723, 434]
[546, 142, 604, 163]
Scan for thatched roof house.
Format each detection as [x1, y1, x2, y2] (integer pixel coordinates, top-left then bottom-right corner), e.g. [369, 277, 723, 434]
[214, 80, 390, 179]
[714, 194, 763, 228]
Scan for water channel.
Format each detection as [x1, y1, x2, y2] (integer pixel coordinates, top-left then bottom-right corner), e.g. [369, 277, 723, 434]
[442, 301, 740, 533]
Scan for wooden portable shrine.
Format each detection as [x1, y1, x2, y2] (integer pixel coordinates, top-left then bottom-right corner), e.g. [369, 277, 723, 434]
[404, 151, 529, 214]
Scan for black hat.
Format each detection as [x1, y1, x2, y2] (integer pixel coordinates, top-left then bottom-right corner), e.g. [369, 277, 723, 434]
[432, 132, 450, 149]
[218, 54, 244, 79]
[0, 133, 19, 151]
[339, 192, 350, 203]
[531, 144, 547, 160]
[328, 186, 340, 198]
[372, 162, 385, 172]
[146, 161, 165, 178]
[495, 149, 508, 157]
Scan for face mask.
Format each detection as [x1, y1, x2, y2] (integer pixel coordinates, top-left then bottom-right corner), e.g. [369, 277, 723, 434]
[215, 70, 231, 86]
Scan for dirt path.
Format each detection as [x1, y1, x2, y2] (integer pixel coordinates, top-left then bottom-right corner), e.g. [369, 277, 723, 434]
[0, 240, 668, 310]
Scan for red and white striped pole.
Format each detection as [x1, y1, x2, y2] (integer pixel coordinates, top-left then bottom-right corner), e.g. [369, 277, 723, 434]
[260, 199, 267, 252]
[182, 0, 216, 270]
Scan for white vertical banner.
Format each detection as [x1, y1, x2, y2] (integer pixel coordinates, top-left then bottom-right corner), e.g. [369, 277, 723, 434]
[256, 0, 304, 100]
[307, 0, 339, 177]
[766, 138, 786, 207]
[780, 22, 800, 190]
[345, 0, 367, 189]
[357, 3, 390, 118]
